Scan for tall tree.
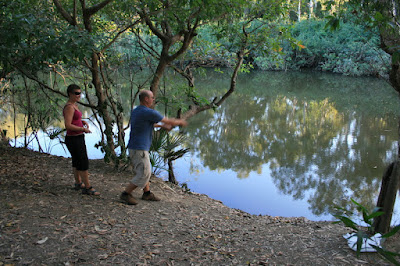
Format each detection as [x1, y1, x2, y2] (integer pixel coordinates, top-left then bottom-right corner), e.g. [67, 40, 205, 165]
[1, 0, 288, 166]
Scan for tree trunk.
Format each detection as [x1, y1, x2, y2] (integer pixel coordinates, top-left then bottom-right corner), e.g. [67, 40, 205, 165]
[298, 0, 301, 22]
[90, 52, 117, 161]
[373, 161, 400, 233]
[168, 159, 178, 184]
[150, 55, 170, 99]
[372, 0, 400, 232]
[53, 0, 119, 163]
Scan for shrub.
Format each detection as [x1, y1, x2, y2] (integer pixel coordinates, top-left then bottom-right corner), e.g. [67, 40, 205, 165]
[254, 19, 390, 76]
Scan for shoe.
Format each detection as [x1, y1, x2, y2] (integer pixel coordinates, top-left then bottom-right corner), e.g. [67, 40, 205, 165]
[120, 192, 138, 205]
[142, 192, 160, 201]
[73, 182, 85, 190]
[82, 186, 100, 196]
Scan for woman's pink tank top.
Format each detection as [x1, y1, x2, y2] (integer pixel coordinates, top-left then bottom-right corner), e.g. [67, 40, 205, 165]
[63, 104, 84, 136]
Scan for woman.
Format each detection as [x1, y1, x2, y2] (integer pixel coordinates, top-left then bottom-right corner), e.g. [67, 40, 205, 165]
[63, 84, 99, 196]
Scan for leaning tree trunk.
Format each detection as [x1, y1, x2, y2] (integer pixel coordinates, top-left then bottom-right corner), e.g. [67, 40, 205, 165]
[167, 159, 178, 184]
[150, 54, 170, 100]
[90, 52, 117, 162]
[373, 161, 400, 233]
[140, 8, 198, 101]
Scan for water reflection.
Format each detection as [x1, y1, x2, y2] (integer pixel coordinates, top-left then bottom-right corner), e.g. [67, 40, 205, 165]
[3, 70, 399, 222]
[177, 70, 399, 220]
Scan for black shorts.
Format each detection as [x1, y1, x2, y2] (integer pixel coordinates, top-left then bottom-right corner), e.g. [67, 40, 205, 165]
[65, 134, 89, 171]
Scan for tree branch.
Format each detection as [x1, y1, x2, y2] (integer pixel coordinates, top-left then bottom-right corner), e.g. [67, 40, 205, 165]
[15, 66, 96, 109]
[133, 30, 161, 60]
[53, 0, 77, 26]
[168, 31, 196, 62]
[139, 10, 167, 42]
[101, 19, 142, 53]
[85, 0, 113, 16]
[181, 49, 244, 120]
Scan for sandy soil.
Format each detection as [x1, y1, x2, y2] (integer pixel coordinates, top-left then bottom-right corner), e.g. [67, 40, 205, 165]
[0, 144, 398, 265]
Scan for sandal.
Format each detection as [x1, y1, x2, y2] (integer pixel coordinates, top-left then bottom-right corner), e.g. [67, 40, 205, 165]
[74, 182, 85, 190]
[82, 186, 100, 196]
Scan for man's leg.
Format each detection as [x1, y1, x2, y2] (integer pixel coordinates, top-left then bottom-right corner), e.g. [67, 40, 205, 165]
[125, 182, 138, 194]
[141, 181, 160, 201]
[142, 182, 150, 193]
[121, 182, 139, 205]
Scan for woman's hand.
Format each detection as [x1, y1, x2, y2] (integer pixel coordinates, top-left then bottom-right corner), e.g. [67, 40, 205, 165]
[82, 127, 91, 133]
[82, 121, 91, 133]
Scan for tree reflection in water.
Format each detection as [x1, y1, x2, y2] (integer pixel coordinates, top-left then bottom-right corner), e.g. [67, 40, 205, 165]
[4, 70, 399, 222]
[177, 70, 399, 221]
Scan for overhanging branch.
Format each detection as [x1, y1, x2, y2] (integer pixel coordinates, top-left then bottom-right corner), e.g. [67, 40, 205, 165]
[15, 66, 96, 109]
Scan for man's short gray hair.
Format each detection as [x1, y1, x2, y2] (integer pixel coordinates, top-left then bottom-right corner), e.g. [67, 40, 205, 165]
[139, 90, 151, 102]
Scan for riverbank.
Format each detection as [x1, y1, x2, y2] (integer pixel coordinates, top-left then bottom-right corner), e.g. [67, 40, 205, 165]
[0, 144, 398, 265]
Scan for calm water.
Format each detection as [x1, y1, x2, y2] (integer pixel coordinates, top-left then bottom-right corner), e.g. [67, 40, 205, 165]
[172, 70, 400, 223]
[5, 70, 400, 223]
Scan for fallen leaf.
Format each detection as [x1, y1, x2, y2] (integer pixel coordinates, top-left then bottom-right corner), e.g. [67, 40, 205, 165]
[36, 237, 48, 245]
[98, 254, 108, 260]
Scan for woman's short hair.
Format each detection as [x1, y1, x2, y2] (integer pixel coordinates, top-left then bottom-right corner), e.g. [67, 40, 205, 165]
[67, 84, 81, 96]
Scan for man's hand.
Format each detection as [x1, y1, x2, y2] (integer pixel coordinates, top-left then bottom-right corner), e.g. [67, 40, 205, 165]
[179, 120, 188, 127]
[161, 123, 173, 131]
[155, 123, 173, 131]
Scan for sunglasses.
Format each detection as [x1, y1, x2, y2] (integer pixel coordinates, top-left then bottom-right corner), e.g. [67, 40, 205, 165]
[73, 91, 81, 95]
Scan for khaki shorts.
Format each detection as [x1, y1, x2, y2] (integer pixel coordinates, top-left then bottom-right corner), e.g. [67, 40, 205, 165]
[129, 149, 151, 189]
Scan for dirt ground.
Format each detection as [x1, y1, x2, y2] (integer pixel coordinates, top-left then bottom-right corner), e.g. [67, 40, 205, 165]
[0, 144, 399, 265]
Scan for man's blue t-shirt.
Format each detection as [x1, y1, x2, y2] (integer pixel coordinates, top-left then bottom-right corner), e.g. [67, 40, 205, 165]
[127, 105, 163, 151]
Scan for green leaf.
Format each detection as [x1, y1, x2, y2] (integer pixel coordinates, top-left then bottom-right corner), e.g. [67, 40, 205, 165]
[371, 245, 400, 265]
[366, 211, 384, 220]
[392, 51, 400, 65]
[374, 12, 384, 22]
[382, 225, 400, 238]
[355, 230, 367, 257]
[325, 16, 340, 31]
[334, 215, 359, 231]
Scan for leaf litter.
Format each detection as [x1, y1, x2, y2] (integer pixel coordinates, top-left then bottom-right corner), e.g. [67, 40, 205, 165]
[0, 144, 397, 265]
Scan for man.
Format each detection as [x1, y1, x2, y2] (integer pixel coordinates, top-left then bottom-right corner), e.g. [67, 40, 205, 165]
[120, 90, 188, 205]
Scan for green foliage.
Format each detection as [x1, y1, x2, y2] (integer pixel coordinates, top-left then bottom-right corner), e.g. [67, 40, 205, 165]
[184, 14, 390, 77]
[184, 25, 236, 67]
[150, 128, 190, 176]
[334, 199, 400, 263]
[0, 0, 94, 76]
[325, 0, 399, 67]
[44, 127, 66, 154]
[254, 19, 390, 76]
[334, 199, 384, 234]
[11, 82, 62, 132]
[112, 28, 162, 68]
[180, 182, 192, 193]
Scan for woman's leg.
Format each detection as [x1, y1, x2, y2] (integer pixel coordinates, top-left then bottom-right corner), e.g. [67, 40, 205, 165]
[80, 170, 100, 195]
[80, 169, 89, 188]
[73, 167, 81, 183]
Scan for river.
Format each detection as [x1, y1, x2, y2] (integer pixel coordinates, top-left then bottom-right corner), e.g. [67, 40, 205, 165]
[4, 70, 400, 224]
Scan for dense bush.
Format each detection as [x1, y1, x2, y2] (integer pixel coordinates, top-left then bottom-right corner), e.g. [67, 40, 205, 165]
[254, 19, 390, 77]
[114, 19, 390, 77]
